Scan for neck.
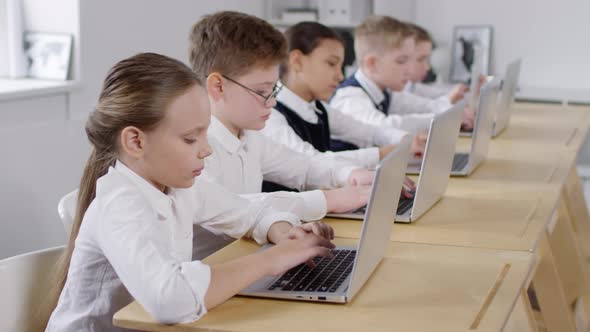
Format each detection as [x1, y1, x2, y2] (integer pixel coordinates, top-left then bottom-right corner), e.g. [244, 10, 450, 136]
[118, 156, 167, 192]
[360, 67, 387, 91]
[284, 73, 314, 102]
[213, 111, 241, 138]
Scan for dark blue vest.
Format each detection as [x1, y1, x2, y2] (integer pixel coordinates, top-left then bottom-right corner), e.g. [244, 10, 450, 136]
[336, 74, 391, 115]
[261, 100, 358, 193]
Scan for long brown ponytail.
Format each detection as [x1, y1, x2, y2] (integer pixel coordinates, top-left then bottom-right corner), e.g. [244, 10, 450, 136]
[40, 53, 202, 326]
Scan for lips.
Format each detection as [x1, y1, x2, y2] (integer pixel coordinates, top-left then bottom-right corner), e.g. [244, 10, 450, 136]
[192, 166, 205, 176]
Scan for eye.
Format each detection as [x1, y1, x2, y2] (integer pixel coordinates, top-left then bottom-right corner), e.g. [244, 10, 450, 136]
[184, 138, 197, 144]
[326, 60, 337, 67]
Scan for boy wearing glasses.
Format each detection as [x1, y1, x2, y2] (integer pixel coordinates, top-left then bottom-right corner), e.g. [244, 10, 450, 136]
[188, 11, 375, 259]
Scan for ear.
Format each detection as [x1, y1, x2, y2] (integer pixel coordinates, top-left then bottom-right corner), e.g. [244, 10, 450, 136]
[119, 126, 145, 159]
[207, 72, 224, 102]
[288, 50, 305, 73]
[365, 54, 377, 74]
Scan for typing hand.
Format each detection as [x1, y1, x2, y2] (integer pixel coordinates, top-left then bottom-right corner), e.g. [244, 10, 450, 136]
[348, 168, 375, 186]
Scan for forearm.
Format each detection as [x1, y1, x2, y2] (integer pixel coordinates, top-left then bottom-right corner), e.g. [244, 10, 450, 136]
[204, 250, 273, 309]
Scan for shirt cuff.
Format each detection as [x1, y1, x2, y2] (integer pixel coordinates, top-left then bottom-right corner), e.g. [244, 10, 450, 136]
[179, 261, 211, 322]
[436, 96, 453, 113]
[375, 127, 408, 146]
[296, 189, 328, 221]
[252, 211, 300, 245]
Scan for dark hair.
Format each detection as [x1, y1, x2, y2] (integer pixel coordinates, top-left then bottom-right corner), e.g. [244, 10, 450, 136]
[280, 21, 345, 78]
[42, 53, 202, 328]
[189, 11, 288, 78]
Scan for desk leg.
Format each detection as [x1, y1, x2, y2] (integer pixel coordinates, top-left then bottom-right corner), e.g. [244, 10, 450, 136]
[551, 199, 590, 304]
[534, 232, 577, 332]
[563, 166, 590, 261]
[505, 289, 539, 332]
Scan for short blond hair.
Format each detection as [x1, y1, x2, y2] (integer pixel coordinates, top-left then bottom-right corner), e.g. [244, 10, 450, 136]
[354, 15, 414, 64]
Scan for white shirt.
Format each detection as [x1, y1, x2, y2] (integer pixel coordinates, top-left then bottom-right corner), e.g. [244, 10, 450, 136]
[261, 86, 407, 169]
[393, 84, 452, 115]
[404, 81, 453, 99]
[330, 69, 433, 133]
[203, 116, 340, 218]
[46, 161, 299, 331]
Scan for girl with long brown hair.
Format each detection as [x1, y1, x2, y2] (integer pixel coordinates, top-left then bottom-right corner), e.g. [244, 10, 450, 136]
[43, 52, 334, 331]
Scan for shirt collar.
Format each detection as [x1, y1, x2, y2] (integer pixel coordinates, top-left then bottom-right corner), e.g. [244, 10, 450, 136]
[276, 85, 320, 123]
[208, 116, 248, 155]
[355, 69, 387, 105]
[112, 160, 174, 220]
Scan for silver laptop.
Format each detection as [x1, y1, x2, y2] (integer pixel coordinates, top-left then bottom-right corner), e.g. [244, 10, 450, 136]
[239, 137, 412, 303]
[451, 77, 501, 177]
[397, 102, 463, 222]
[492, 59, 522, 137]
[460, 45, 484, 137]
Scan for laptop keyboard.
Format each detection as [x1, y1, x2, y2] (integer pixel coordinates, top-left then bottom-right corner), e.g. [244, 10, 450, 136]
[268, 249, 356, 293]
[397, 196, 414, 215]
[351, 194, 415, 216]
[452, 153, 469, 171]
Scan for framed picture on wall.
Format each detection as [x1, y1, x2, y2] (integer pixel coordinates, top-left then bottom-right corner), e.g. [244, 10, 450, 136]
[24, 32, 73, 80]
[449, 25, 492, 83]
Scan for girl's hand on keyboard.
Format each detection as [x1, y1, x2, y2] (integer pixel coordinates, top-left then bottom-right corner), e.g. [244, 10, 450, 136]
[265, 233, 335, 276]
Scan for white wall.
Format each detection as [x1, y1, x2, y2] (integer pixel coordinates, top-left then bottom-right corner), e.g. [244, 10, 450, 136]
[0, 0, 80, 78]
[412, 0, 590, 90]
[0, 0, 265, 259]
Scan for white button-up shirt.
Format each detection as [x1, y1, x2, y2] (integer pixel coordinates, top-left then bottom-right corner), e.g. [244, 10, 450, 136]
[394, 84, 452, 115]
[330, 69, 433, 133]
[46, 161, 299, 331]
[404, 81, 453, 99]
[203, 116, 339, 220]
[260, 86, 407, 170]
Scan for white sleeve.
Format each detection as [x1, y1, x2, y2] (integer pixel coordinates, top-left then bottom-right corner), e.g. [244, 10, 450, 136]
[253, 132, 347, 189]
[391, 91, 452, 115]
[98, 193, 211, 324]
[261, 110, 379, 171]
[324, 102, 407, 147]
[240, 191, 327, 222]
[331, 88, 433, 133]
[191, 179, 301, 244]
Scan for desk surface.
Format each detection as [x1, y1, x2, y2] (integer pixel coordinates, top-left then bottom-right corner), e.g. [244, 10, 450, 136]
[114, 239, 535, 332]
[113, 103, 589, 331]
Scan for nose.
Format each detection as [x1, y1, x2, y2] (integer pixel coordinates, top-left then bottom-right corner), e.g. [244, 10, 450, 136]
[265, 97, 277, 108]
[336, 69, 344, 82]
[199, 141, 213, 159]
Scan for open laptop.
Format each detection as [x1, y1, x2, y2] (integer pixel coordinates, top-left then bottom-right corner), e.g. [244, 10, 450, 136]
[459, 45, 483, 137]
[239, 136, 412, 303]
[397, 102, 463, 222]
[492, 59, 522, 137]
[451, 77, 501, 177]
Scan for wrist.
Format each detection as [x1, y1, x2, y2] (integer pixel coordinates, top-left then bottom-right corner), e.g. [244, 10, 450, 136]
[267, 221, 293, 244]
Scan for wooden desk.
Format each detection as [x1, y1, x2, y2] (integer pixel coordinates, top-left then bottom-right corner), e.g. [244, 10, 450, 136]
[114, 239, 535, 332]
[113, 103, 590, 332]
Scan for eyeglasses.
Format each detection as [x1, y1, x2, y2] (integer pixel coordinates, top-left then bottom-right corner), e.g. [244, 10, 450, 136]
[221, 75, 283, 107]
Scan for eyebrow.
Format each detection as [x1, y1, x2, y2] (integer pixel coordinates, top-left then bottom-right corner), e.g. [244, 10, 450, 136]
[182, 123, 209, 135]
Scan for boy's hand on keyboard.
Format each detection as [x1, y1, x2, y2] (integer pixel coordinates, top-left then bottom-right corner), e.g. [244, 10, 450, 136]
[266, 233, 335, 276]
[324, 185, 371, 213]
[401, 176, 416, 199]
[461, 106, 475, 131]
[294, 221, 335, 241]
[347, 168, 374, 186]
[412, 132, 427, 159]
[448, 83, 468, 104]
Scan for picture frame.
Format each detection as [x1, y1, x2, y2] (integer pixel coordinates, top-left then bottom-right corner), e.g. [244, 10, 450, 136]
[449, 25, 492, 83]
[23, 31, 73, 80]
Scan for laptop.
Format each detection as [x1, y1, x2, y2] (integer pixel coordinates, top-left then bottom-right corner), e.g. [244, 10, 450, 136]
[239, 136, 412, 303]
[492, 59, 522, 137]
[451, 77, 501, 177]
[397, 102, 464, 223]
[460, 45, 483, 137]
